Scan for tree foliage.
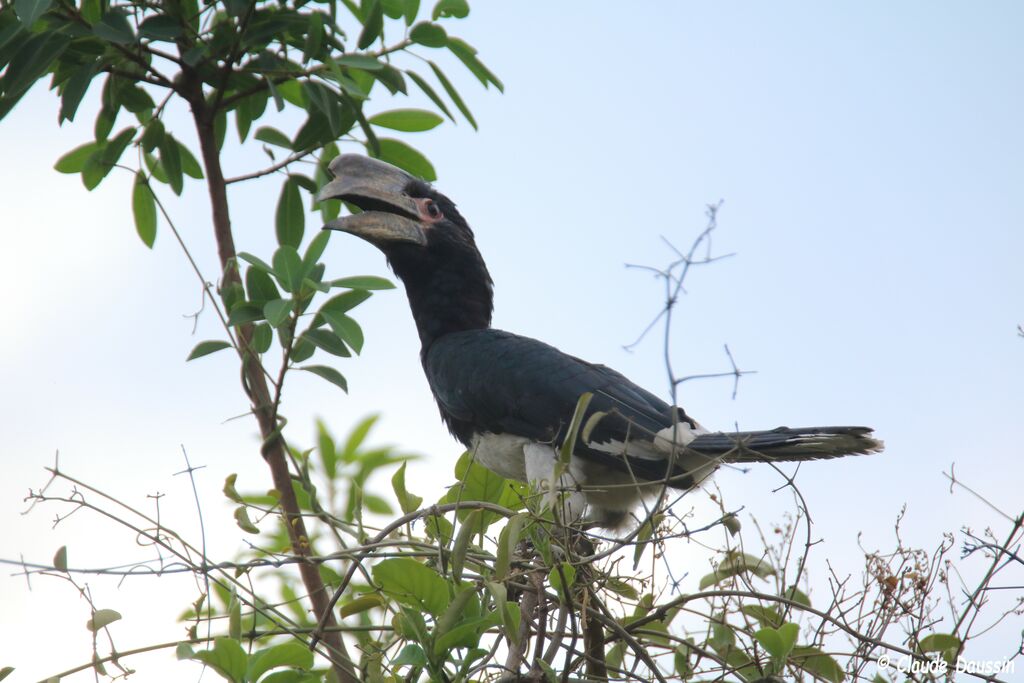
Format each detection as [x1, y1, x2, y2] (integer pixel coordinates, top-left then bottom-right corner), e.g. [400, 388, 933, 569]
[2, 2, 1021, 682]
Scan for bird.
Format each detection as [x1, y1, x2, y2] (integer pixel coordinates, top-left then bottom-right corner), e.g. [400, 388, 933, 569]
[317, 155, 883, 529]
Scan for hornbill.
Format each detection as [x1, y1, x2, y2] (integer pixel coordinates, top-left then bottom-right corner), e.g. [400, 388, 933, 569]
[318, 155, 883, 528]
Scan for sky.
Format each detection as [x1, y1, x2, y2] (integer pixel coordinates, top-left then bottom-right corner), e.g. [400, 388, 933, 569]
[2, 2, 1023, 680]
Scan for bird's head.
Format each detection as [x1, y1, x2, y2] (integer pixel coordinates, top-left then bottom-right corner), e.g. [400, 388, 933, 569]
[317, 154, 493, 347]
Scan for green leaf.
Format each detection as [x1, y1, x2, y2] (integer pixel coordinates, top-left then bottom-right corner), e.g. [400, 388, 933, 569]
[0, 31, 70, 108]
[276, 177, 304, 248]
[246, 642, 314, 681]
[0, 667, 14, 682]
[368, 108, 443, 132]
[54, 142, 100, 174]
[790, 646, 845, 683]
[494, 513, 527, 580]
[79, 0, 100, 22]
[432, 0, 468, 19]
[53, 546, 67, 572]
[331, 275, 394, 290]
[191, 638, 247, 683]
[97, 126, 135, 185]
[919, 632, 961, 665]
[406, 69, 455, 122]
[699, 551, 776, 589]
[93, 10, 135, 44]
[143, 152, 166, 182]
[223, 0, 248, 18]
[549, 561, 577, 599]
[424, 513, 453, 545]
[15, 0, 53, 27]
[116, 82, 155, 114]
[754, 622, 799, 660]
[708, 621, 735, 653]
[392, 644, 427, 670]
[384, 0, 405, 20]
[246, 267, 281, 304]
[251, 323, 272, 353]
[433, 589, 486, 655]
[139, 15, 183, 41]
[919, 633, 960, 653]
[302, 11, 324, 64]
[722, 512, 741, 536]
[341, 414, 378, 460]
[444, 453, 524, 529]
[391, 462, 423, 514]
[372, 558, 450, 616]
[234, 506, 259, 533]
[302, 229, 331, 274]
[86, 609, 122, 631]
[228, 589, 241, 640]
[178, 142, 203, 179]
[290, 112, 325, 151]
[302, 328, 350, 357]
[303, 81, 343, 136]
[429, 61, 476, 129]
[320, 290, 372, 315]
[239, 252, 274, 275]
[316, 420, 337, 478]
[300, 365, 348, 392]
[335, 54, 385, 71]
[59, 62, 96, 123]
[140, 121, 166, 156]
[604, 576, 639, 600]
[159, 134, 183, 195]
[187, 340, 232, 361]
[410, 22, 447, 47]
[272, 246, 303, 293]
[447, 36, 503, 91]
[558, 392, 592, 465]
[357, 0, 383, 49]
[290, 338, 315, 363]
[255, 126, 292, 149]
[403, 0, 421, 25]
[364, 494, 392, 514]
[373, 138, 435, 180]
[450, 509, 481, 583]
[132, 173, 157, 247]
[175, 642, 195, 660]
[321, 310, 364, 354]
[263, 299, 292, 328]
[339, 594, 385, 617]
[674, 641, 694, 679]
[94, 106, 114, 140]
[741, 604, 783, 628]
[223, 474, 243, 503]
[265, 78, 284, 112]
[227, 304, 264, 326]
[783, 585, 812, 607]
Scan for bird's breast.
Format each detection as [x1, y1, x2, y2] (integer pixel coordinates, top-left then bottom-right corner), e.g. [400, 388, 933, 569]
[468, 432, 532, 482]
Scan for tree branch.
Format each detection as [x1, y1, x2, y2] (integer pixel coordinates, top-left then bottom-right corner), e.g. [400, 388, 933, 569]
[180, 65, 358, 683]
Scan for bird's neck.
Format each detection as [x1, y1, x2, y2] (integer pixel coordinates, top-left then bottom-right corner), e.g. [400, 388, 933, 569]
[388, 243, 494, 351]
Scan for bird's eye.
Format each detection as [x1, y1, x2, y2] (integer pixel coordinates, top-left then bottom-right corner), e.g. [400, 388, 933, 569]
[427, 201, 441, 218]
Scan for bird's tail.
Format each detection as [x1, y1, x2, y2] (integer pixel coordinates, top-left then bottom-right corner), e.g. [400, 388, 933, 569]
[685, 426, 883, 463]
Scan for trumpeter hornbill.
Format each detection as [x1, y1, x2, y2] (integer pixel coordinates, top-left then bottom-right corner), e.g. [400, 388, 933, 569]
[317, 155, 883, 529]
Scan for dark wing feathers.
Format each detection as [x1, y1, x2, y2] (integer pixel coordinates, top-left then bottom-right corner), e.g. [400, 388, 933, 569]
[424, 329, 678, 476]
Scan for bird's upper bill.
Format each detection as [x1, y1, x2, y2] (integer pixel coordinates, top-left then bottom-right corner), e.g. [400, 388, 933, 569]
[317, 154, 429, 247]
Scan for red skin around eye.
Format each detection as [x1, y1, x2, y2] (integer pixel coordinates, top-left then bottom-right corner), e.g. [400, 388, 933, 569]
[413, 197, 444, 223]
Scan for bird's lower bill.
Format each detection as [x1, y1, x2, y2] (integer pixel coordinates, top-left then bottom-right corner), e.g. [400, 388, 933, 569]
[322, 210, 427, 246]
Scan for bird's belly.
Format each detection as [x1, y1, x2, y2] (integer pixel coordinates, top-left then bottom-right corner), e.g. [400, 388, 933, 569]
[469, 432, 532, 481]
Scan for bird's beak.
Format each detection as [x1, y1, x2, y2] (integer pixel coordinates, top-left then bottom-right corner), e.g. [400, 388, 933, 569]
[317, 155, 428, 247]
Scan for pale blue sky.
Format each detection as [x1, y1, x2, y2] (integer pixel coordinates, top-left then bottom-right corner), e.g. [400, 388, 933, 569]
[2, 3, 1022, 679]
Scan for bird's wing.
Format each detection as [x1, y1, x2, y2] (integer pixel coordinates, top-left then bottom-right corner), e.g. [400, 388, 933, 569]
[423, 329, 697, 484]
